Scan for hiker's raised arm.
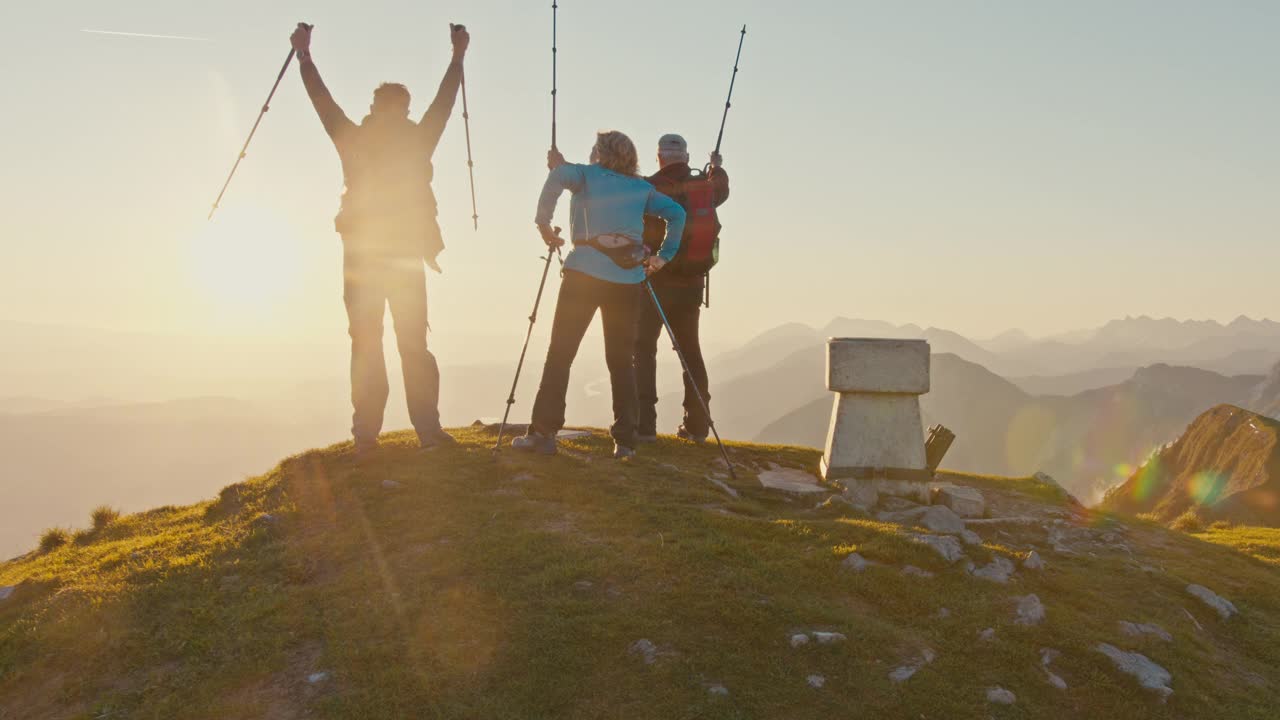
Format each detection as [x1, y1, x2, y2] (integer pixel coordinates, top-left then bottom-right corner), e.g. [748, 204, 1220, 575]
[419, 25, 469, 148]
[292, 24, 354, 143]
[646, 190, 686, 262]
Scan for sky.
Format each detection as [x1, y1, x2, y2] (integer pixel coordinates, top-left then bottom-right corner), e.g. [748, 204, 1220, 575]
[1, 0, 1278, 355]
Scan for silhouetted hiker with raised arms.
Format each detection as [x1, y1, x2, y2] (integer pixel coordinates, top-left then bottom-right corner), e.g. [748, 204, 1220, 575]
[513, 132, 686, 459]
[290, 22, 469, 456]
[635, 135, 729, 443]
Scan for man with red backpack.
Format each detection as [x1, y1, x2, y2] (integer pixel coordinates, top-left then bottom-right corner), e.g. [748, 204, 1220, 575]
[635, 134, 730, 443]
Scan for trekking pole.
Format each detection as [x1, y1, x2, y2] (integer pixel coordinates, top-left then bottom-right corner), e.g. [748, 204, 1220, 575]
[551, 1, 559, 152]
[643, 280, 736, 479]
[452, 23, 479, 230]
[711, 23, 747, 165]
[493, 242, 560, 452]
[208, 26, 310, 220]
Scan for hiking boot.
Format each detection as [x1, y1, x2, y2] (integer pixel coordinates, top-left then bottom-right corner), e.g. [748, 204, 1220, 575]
[635, 434, 658, 444]
[512, 431, 557, 455]
[676, 425, 708, 443]
[612, 443, 637, 460]
[418, 429, 458, 451]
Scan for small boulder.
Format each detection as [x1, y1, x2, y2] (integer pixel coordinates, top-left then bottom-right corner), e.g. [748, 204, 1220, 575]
[1023, 551, 1045, 571]
[978, 628, 996, 642]
[889, 648, 936, 683]
[844, 482, 879, 510]
[880, 496, 923, 513]
[1096, 643, 1172, 701]
[629, 639, 659, 665]
[790, 633, 810, 648]
[935, 607, 952, 619]
[842, 553, 870, 573]
[572, 580, 594, 592]
[0, 586, 14, 601]
[960, 529, 983, 546]
[307, 672, 330, 684]
[877, 506, 930, 524]
[971, 556, 1016, 583]
[901, 565, 935, 579]
[1014, 594, 1046, 626]
[919, 505, 967, 534]
[932, 485, 986, 518]
[807, 674, 826, 689]
[1119, 621, 1172, 642]
[1186, 584, 1237, 620]
[910, 534, 965, 564]
[382, 479, 402, 490]
[1040, 648, 1060, 666]
[708, 684, 729, 696]
[813, 631, 847, 645]
[986, 687, 1016, 705]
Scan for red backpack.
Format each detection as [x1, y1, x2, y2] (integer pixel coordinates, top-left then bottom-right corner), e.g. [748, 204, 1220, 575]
[667, 169, 721, 276]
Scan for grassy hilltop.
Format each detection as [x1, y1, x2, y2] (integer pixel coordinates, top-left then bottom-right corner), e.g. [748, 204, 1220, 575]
[2, 427, 1279, 719]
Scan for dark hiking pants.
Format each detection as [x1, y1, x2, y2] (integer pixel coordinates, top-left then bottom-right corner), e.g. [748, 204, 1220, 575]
[343, 254, 442, 445]
[530, 270, 642, 447]
[634, 284, 710, 437]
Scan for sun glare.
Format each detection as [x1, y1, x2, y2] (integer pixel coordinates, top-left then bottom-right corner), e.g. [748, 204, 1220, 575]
[189, 204, 303, 311]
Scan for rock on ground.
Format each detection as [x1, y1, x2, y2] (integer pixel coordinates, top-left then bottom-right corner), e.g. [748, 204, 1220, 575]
[708, 684, 729, 696]
[307, 672, 330, 684]
[813, 631, 847, 645]
[807, 674, 826, 689]
[1014, 595, 1046, 625]
[889, 648, 936, 683]
[978, 628, 996, 642]
[1186, 584, 1238, 620]
[1096, 643, 1173, 701]
[844, 482, 879, 510]
[910, 534, 965, 564]
[986, 687, 1016, 705]
[629, 639, 659, 665]
[919, 505, 967, 534]
[842, 553, 870, 573]
[757, 465, 826, 494]
[932, 484, 986, 517]
[0, 586, 13, 601]
[1119, 621, 1172, 642]
[789, 633, 810, 648]
[901, 565, 935, 579]
[381, 479, 402, 489]
[1023, 551, 1045, 570]
[971, 556, 1016, 583]
[960, 529, 983, 546]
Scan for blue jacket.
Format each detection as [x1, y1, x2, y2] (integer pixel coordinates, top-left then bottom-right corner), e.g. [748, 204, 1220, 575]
[535, 163, 687, 284]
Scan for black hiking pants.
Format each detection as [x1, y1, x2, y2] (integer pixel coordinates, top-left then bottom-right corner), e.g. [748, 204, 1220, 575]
[634, 284, 710, 437]
[343, 253, 442, 445]
[530, 270, 642, 447]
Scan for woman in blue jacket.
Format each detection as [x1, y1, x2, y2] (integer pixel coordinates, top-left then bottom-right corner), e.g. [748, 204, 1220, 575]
[513, 131, 687, 458]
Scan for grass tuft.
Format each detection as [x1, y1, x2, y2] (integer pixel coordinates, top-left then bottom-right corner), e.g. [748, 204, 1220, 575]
[37, 527, 71, 553]
[90, 505, 121, 531]
[1170, 508, 1206, 533]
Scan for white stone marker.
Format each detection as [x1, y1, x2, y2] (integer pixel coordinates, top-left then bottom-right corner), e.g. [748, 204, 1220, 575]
[820, 338, 931, 482]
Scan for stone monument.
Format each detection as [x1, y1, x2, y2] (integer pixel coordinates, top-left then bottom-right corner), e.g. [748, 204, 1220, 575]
[820, 338, 932, 488]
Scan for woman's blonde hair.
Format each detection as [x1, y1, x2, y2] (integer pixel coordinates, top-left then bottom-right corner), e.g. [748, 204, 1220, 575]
[593, 130, 639, 176]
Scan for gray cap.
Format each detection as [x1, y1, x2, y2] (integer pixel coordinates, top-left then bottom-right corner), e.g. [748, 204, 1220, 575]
[657, 133, 689, 161]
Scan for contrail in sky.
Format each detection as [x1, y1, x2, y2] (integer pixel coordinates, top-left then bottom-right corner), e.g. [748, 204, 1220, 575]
[80, 29, 211, 42]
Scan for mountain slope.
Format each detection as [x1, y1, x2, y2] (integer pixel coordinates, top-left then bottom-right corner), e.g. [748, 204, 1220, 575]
[1103, 405, 1280, 526]
[2, 429, 1279, 718]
